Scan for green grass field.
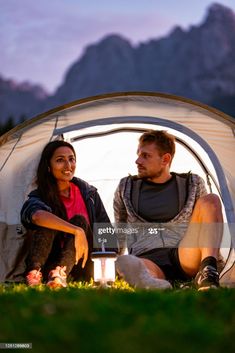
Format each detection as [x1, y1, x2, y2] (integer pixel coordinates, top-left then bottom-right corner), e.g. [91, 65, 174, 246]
[0, 282, 234, 353]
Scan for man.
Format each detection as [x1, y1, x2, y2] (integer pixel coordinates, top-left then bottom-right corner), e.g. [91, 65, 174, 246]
[114, 130, 223, 291]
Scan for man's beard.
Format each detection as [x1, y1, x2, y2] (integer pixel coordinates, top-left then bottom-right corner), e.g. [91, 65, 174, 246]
[137, 167, 164, 180]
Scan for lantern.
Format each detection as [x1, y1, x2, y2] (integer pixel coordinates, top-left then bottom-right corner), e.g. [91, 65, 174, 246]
[91, 251, 117, 287]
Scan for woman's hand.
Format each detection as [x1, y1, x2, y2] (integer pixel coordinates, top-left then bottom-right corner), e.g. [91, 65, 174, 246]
[74, 227, 89, 268]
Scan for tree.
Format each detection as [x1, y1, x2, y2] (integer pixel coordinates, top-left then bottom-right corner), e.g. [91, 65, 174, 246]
[0, 116, 15, 136]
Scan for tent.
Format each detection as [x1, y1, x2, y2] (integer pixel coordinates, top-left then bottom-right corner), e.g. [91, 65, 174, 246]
[0, 92, 235, 286]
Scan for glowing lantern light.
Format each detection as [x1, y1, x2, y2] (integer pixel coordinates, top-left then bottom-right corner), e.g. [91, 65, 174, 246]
[91, 251, 117, 287]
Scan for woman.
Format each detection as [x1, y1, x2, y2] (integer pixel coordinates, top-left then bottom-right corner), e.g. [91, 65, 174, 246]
[21, 140, 110, 288]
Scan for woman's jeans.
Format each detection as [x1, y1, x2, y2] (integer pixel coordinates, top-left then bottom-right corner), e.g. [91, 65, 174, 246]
[26, 215, 93, 280]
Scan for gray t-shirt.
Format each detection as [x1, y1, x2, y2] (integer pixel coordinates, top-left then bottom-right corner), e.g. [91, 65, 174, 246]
[132, 174, 179, 222]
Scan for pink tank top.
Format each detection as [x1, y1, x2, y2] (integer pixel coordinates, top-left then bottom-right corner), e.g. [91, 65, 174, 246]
[60, 182, 90, 224]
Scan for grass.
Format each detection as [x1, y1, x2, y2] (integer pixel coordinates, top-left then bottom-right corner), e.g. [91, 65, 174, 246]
[0, 281, 234, 353]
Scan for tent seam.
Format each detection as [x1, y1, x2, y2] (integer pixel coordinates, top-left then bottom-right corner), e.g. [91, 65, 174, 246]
[0, 135, 22, 172]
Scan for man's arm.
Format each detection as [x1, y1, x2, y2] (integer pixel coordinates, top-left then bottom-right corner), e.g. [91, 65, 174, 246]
[195, 175, 208, 200]
[113, 183, 127, 223]
[113, 182, 129, 254]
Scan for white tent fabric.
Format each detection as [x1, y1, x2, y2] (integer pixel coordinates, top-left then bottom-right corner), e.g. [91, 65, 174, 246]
[0, 92, 235, 285]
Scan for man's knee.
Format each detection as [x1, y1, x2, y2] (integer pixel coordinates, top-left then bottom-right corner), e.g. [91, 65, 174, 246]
[196, 193, 222, 212]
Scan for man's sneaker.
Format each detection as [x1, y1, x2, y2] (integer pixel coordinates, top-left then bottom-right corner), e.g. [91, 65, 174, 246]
[26, 269, 42, 286]
[195, 265, 219, 291]
[116, 255, 172, 290]
[47, 266, 67, 288]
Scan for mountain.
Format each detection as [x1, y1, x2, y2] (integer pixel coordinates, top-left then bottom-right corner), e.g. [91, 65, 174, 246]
[134, 3, 235, 103]
[49, 2, 235, 111]
[1, 3, 235, 126]
[0, 76, 48, 124]
[50, 35, 137, 105]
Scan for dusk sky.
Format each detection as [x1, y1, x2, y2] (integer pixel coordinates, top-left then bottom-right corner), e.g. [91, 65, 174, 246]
[1, 0, 235, 93]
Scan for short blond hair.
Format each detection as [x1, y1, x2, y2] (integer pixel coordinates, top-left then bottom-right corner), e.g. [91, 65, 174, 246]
[139, 130, 175, 158]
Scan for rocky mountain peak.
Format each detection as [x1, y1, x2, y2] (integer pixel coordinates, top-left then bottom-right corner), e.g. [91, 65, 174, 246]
[97, 34, 132, 48]
[204, 2, 235, 25]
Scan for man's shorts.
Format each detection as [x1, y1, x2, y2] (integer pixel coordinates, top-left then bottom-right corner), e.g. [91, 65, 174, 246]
[138, 248, 192, 282]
